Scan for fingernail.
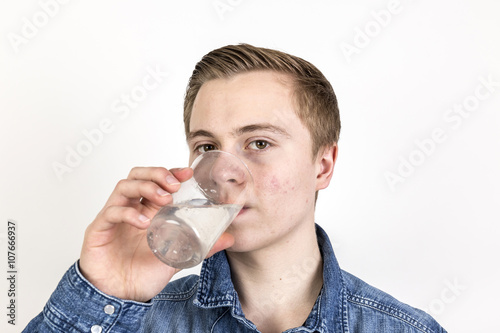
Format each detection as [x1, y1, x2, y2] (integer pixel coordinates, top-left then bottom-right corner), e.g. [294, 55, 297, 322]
[166, 175, 180, 185]
[139, 214, 150, 223]
[157, 188, 170, 197]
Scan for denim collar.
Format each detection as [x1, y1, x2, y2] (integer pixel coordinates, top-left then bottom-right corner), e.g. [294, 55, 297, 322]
[193, 224, 346, 333]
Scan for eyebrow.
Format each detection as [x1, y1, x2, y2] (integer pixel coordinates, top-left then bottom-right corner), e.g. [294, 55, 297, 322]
[187, 123, 291, 142]
[187, 129, 215, 142]
[234, 123, 291, 137]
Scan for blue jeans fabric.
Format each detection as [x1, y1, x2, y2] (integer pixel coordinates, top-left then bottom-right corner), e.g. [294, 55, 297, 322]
[24, 225, 446, 332]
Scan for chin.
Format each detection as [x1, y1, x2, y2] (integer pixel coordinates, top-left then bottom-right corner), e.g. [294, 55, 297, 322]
[224, 227, 279, 254]
[225, 241, 262, 253]
[224, 223, 260, 253]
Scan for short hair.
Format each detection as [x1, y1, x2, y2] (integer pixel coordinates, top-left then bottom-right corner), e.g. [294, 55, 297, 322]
[183, 43, 341, 158]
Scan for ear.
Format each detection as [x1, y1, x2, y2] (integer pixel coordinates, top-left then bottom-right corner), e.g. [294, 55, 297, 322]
[315, 144, 338, 191]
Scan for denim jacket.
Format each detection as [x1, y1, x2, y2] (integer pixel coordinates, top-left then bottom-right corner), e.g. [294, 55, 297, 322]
[24, 225, 446, 332]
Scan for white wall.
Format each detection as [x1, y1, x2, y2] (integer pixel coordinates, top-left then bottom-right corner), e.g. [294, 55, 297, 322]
[1, 0, 499, 332]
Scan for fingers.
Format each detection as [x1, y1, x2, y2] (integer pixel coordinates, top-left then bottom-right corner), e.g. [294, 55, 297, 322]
[206, 232, 235, 258]
[127, 166, 192, 191]
[89, 206, 150, 233]
[105, 167, 193, 207]
[114, 179, 173, 207]
[89, 166, 195, 241]
[128, 166, 182, 198]
[169, 167, 194, 183]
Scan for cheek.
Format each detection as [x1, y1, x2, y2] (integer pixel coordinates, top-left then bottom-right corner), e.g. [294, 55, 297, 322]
[270, 176, 288, 193]
[252, 159, 314, 204]
[258, 174, 295, 199]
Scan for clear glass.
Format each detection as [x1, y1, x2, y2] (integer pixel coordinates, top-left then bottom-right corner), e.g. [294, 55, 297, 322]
[147, 151, 253, 269]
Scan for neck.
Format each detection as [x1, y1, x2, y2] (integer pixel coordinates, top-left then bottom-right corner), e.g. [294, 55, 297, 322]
[226, 222, 323, 332]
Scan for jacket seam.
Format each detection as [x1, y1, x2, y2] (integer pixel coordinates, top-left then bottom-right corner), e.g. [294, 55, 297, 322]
[346, 293, 434, 333]
[154, 279, 199, 301]
[43, 303, 82, 333]
[211, 307, 231, 332]
[340, 279, 350, 333]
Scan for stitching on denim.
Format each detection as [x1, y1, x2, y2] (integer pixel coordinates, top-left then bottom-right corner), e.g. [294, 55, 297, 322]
[211, 308, 231, 332]
[43, 303, 80, 332]
[313, 286, 325, 332]
[58, 263, 148, 332]
[283, 326, 317, 333]
[341, 279, 350, 333]
[196, 256, 236, 306]
[347, 293, 433, 333]
[199, 295, 234, 306]
[64, 264, 125, 331]
[71, 262, 152, 307]
[155, 278, 199, 301]
[228, 294, 259, 331]
[198, 258, 212, 302]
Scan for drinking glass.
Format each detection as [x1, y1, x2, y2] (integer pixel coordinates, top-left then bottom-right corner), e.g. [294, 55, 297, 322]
[147, 151, 253, 269]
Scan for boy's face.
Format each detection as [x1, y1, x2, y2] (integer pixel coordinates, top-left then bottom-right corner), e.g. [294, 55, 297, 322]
[188, 71, 334, 252]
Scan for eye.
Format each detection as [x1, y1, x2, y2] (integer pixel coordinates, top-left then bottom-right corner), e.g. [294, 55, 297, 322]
[248, 140, 270, 150]
[195, 144, 218, 153]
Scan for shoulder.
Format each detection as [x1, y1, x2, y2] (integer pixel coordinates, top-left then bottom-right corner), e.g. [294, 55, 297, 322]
[154, 274, 200, 301]
[341, 270, 446, 333]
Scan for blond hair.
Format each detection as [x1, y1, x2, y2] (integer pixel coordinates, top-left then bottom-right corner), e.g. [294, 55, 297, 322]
[183, 44, 340, 158]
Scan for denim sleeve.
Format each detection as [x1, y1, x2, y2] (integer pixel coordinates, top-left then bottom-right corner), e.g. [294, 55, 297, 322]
[23, 262, 152, 333]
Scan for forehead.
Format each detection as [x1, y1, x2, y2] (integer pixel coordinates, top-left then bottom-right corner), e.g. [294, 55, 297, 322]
[189, 71, 302, 134]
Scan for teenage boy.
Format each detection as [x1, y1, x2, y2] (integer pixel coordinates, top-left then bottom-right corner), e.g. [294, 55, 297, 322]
[25, 44, 446, 332]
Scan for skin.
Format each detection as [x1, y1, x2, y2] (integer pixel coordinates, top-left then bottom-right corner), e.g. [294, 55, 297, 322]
[79, 70, 337, 332]
[79, 166, 234, 301]
[189, 71, 337, 331]
[188, 71, 334, 253]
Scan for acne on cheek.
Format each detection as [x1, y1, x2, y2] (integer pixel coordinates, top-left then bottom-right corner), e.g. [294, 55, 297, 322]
[262, 176, 294, 195]
[263, 174, 315, 206]
[270, 177, 281, 192]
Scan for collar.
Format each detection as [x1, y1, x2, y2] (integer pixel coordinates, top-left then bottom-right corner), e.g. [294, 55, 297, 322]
[193, 224, 346, 332]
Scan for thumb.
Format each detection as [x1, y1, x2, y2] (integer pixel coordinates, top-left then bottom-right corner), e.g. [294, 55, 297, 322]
[206, 232, 235, 258]
[170, 167, 194, 183]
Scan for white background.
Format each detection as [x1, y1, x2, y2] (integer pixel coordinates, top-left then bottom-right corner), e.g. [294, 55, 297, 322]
[1, 0, 499, 332]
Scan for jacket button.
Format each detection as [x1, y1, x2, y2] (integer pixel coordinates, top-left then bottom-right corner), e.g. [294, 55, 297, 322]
[91, 325, 103, 333]
[104, 304, 115, 315]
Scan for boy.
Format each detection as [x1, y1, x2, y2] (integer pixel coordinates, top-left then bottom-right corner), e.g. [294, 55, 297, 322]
[25, 44, 446, 332]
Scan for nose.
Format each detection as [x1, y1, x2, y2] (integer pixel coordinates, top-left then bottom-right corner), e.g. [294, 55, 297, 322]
[209, 152, 247, 186]
[192, 151, 252, 205]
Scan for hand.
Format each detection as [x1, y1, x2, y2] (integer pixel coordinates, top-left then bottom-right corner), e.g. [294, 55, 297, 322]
[79, 167, 234, 302]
